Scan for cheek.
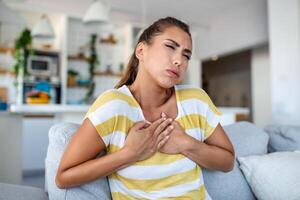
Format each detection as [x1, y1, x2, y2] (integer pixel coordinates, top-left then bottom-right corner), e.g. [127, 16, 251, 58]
[181, 64, 188, 73]
[178, 61, 188, 74]
[148, 46, 171, 61]
[145, 52, 169, 71]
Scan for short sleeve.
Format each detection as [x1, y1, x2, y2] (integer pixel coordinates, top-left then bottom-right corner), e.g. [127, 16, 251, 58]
[200, 90, 222, 140]
[84, 90, 117, 147]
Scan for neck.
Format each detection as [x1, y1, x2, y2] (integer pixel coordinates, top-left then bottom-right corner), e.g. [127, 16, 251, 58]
[129, 72, 173, 110]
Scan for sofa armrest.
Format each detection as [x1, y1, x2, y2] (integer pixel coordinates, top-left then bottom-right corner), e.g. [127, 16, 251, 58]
[45, 122, 111, 200]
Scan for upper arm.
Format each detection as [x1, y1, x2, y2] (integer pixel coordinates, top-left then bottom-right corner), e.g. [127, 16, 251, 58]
[57, 118, 106, 173]
[204, 123, 235, 155]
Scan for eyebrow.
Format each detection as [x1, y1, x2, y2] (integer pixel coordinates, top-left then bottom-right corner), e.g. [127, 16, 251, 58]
[165, 39, 192, 55]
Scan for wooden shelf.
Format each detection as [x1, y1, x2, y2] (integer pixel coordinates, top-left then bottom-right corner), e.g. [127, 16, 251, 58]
[68, 55, 91, 62]
[0, 47, 14, 54]
[93, 71, 123, 77]
[67, 83, 92, 89]
[0, 68, 14, 75]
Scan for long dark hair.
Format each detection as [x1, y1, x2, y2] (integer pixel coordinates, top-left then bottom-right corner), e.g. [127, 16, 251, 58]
[115, 17, 192, 88]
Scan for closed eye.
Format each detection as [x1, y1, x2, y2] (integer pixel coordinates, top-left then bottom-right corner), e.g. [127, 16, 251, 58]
[166, 43, 190, 60]
[165, 44, 175, 50]
[183, 54, 190, 60]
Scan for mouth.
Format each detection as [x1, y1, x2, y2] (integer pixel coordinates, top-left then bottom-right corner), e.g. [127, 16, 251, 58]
[166, 69, 180, 78]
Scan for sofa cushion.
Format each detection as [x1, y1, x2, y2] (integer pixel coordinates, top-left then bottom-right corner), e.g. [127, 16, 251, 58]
[45, 122, 111, 200]
[227, 121, 269, 157]
[203, 121, 269, 200]
[264, 125, 300, 152]
[237, 151, 300, 200]
[0, 182, 48, 200]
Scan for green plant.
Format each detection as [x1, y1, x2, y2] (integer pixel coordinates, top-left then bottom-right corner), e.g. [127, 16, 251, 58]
[84, 34, 99, 103]
[12, 28, 33, 78]
[68, 69, 79, 76]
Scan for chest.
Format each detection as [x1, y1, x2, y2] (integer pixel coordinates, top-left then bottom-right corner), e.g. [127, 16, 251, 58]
[141, 95, 178, 122]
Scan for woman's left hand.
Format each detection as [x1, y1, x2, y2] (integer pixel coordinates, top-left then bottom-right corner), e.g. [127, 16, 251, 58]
[158, 120, 190, 154]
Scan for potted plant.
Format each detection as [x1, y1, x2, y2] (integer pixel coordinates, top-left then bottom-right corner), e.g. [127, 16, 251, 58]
[67, 69, 79, 87]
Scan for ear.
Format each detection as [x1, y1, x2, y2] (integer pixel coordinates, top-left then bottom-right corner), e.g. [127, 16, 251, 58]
[135, 42, 145, 61]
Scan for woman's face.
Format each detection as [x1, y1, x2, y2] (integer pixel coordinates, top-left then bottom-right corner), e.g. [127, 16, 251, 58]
[137, 26, 192, 88]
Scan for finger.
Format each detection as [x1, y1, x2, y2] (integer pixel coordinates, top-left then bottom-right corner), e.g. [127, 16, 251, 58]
[172, 120, 179, 126]
[172, 121, 182, 130]
[153, 118, 173, 138]
[146, 117, 166, 132]
[143, 122, 151, 129]
[157, 135, 170, 149]
[133, 121, 150, 130]
[156, 124, 173, 144]
[161, 112, 167, 118]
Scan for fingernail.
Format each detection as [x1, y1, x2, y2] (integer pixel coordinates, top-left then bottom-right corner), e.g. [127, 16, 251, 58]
[168, 118, 173, 122]
[145, 120, 151, 124]
[161, 112, 166, 118]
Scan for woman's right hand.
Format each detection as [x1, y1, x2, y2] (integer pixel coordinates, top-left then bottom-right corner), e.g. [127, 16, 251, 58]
[123, 117, 174, 162]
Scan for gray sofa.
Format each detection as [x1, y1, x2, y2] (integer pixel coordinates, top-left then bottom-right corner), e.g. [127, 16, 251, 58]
[0, 121, 299, 200]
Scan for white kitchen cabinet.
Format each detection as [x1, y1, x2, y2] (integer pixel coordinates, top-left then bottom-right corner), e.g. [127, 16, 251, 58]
[21, 116, 58, 172]
[0, 112, 22, 184]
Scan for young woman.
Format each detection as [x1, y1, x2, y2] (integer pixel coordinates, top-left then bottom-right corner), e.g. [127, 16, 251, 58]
[56, 17, 234, 199]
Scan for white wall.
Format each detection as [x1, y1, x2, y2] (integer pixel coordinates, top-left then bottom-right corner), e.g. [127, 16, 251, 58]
[251, 45, 272, 127]
[0, 1, 25, 47]
[268, 0, 300, 125]
[0, 1, 25, 104]
[183, 59, 201, 87]
[196, 0, 268, 60]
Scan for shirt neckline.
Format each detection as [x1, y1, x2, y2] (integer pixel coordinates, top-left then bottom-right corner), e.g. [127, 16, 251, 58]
[121, 85, 181, 121]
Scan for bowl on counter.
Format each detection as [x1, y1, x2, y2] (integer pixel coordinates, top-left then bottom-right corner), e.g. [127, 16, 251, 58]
[0, 101, 8, 110]
[26, 97, 50, 104]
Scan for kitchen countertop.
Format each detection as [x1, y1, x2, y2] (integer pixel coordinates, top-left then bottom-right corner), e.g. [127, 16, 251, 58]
[218, 107, 250, 114]
[9, 104, 249, 115]
[9, 104, 90, 114]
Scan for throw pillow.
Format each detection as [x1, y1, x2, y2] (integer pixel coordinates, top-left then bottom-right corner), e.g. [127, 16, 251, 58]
[237, 151, 300, 200]
[203, 121, 269, 200]
[264, 124, 300, 152]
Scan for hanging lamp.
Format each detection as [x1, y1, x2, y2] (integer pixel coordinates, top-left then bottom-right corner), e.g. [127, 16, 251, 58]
[32, 14, 55, 39]
[83, 0, 110, 24]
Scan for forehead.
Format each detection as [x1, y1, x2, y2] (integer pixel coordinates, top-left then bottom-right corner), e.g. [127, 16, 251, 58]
[154, 26, 192, 50]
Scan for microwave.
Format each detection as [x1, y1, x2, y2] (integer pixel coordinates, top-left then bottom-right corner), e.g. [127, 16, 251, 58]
[27, 50, 59, 77]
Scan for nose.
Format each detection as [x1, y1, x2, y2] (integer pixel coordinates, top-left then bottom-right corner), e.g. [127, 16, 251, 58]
[173, 53, 182, 67]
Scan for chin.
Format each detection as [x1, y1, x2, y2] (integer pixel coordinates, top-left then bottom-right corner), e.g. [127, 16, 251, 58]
[158, 78, 179, 89]
[150, 71, 182, 88]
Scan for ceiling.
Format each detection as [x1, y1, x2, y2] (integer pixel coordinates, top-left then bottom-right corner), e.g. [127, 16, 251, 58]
[3, 0, 254, 27]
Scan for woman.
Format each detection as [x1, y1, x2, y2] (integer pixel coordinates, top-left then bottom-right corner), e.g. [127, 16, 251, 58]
[56, 17, 234, 199]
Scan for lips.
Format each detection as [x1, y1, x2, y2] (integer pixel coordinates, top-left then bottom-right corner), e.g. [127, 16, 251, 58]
[166, 69, 180, 78]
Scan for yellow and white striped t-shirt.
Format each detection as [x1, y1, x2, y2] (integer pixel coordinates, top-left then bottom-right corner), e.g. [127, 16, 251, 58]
[85, 84, 222, 200]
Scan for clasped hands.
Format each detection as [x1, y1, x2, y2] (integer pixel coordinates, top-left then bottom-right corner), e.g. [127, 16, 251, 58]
[124, 112, 190, 162]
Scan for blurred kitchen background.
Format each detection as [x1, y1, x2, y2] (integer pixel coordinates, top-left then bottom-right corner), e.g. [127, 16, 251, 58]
[0, 0, 299, 190]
